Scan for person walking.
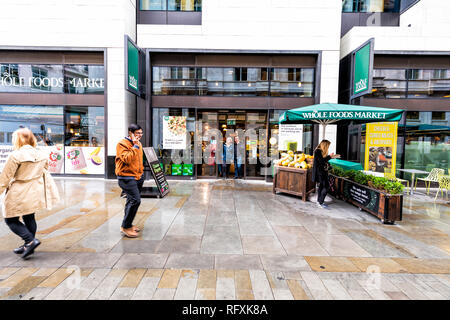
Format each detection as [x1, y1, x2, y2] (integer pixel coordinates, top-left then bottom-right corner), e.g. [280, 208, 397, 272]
[234, 135, 243, 179]
[312, 139, 340, 209]
[115, 124, 144, 238]
[222, 137, 234, 179]
[0, 128, 49, 259]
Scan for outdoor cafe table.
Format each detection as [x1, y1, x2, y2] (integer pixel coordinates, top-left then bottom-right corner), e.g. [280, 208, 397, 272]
[397, 168, 429, 195]
[329, 159, 364, 171]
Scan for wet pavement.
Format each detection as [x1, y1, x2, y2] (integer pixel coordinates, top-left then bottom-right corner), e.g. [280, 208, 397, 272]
[0, 178, 449, 300]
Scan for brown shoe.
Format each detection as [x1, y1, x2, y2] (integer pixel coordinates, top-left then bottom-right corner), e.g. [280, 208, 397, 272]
[132, 225, 141, 232]
[120, 227, 139, 238]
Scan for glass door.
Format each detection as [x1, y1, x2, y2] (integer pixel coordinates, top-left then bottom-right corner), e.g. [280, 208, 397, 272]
[245, 111, 267, 179]
[197, 111, 219, 177]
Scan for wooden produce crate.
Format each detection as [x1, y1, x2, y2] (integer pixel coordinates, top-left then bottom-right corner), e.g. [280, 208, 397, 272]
[273, 165, 315, 202]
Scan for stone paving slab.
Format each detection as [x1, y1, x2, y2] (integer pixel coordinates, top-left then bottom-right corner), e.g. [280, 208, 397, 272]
[0, 178, 449, 300]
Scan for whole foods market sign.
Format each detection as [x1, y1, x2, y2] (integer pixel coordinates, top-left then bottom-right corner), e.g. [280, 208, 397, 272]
[302, 111, 390, 120]
[351, 38, 374, 99]
[125, 35, 140, 95]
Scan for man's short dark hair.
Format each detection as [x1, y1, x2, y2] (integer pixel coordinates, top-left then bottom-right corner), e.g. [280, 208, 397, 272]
[128, 124, 142, 133]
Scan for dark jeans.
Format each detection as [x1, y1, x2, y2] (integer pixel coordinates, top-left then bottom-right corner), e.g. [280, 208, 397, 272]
[317, 174, 329, 205]
[5, 213, 37, 244]
[118, 175, 144, 229]
[222, 164, 230, 178]
[234, 162, 242, 178]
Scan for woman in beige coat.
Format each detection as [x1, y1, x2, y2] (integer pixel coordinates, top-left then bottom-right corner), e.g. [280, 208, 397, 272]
[0, 128, 48, 259]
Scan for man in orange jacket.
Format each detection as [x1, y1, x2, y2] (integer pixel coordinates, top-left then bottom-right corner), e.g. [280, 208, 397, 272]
[115, 124, 144, 238]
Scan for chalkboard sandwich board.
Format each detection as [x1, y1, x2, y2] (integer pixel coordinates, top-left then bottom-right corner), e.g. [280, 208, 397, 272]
[142, 147, 170, 198]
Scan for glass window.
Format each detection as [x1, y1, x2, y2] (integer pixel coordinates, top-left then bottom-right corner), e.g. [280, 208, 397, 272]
[432, 112, 446, 121]
[140, 0, 166, 10]
[152, 108, 196, 176]
[0, 64, 104, 94]
[64, 106, 104, 147]
[168, 0, 201, 11]
[270, 68, 314, 97]
[152, 66, 197, 95]
[368, 69, 407, 98]
[63, 65, 105, 94]
[404, 111, 450, 178]
[0, 105, 65, 173]
[342, 0, 400, 13]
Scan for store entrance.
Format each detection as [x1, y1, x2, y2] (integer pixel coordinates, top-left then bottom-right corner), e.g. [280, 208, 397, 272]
[196, 109, 268, 179]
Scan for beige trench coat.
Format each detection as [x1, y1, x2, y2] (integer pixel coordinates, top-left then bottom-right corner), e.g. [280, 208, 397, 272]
[0, 145, 58, 218]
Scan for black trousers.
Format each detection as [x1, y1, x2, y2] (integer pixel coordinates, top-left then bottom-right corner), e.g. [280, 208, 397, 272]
[118, 176, 144, 229]
[317, 174, 329, 205]
[5, 213, 37, 244]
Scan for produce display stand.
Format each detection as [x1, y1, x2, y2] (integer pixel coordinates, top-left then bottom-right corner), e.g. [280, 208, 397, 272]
[328, 159, 363, 171]
[273, 165, 315, 202]
[328, 173, 403, 224]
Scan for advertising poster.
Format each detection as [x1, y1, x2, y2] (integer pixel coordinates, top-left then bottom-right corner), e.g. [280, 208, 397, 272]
[163, 116, 187, 150]
[64, 146, 104, 174]
[364, 122, 398, 173]
[0, 146, 14, 173]
[40, 145, 64, 174]
[278, 124, 303, 151]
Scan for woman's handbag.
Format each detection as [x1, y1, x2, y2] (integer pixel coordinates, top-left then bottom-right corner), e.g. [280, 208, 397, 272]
[43, 169, 60, 209]
[324, 162, 332, 172]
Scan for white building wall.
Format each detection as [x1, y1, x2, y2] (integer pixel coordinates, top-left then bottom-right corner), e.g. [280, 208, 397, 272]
[137, 0, 342, 103]
[0, 0, 138, 156]
[340, 0, 450, 59]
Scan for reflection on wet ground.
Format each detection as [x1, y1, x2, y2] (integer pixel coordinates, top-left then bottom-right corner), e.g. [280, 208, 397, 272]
[0, 178, 449, 300]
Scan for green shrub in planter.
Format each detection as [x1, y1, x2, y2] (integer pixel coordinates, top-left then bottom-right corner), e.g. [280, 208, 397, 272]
[330, 166, 404, 195]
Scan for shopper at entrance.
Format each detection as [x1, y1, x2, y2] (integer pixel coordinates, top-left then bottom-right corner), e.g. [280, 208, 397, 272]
[234, 136, 243, 179]
[312, 139, 340, 209]
[0, 128, 51, 259]
[115, 124, 144, 238]
[222, 137, 234, 179]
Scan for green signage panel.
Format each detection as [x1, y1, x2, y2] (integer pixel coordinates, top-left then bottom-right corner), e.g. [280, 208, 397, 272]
[172, 164, 182, 175]
[351, 38, 374, 99]
[127, 39, 139, 92]
[182, 164, 193, 176]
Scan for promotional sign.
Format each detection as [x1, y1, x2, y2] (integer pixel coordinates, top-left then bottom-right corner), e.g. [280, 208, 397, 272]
[0, 145, 14, 173]
[351, 38, 374, 99]
[42, 145, 64, 174]
[64, 146, 104, 174]
[364, 122, 398, 173]
[163, 116, 187, 149]
[143, 147, 169, 198]
[278, 124, 303, 151]
[343, 180, 380, 213]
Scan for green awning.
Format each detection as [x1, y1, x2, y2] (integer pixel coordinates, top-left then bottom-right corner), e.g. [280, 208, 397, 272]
[279, 103, 403, 125]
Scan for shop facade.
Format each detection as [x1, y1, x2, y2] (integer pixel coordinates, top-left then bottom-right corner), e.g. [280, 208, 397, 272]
[144, 52, 321, 181]
[0, 50, 107, 176]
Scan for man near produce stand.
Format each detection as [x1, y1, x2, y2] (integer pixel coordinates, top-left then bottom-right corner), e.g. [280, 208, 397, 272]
[115, 124, 144, 238]
[312, 139, 340, 209]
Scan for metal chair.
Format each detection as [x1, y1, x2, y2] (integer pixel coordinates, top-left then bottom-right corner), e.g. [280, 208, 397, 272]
[415, 168, 445, 194]
[435, 175, 450, 200]
[384, 168, 409, 189]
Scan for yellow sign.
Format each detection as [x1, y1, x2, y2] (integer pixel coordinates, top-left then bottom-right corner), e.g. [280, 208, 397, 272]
[364, 122, 398, 173]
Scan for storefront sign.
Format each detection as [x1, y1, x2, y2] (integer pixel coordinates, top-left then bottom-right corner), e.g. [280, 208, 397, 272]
[125, 35, 141, 96]
[163, 116, 187, 149]
[278, 124, 303, 151]
[343, 180, 380, 213]
[0, 64, 104, 93]
[364, 122, 398, 173]
[143, 147, 169, 197]
[351, 38, 374, 99]
[64, 146, 104, 174]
